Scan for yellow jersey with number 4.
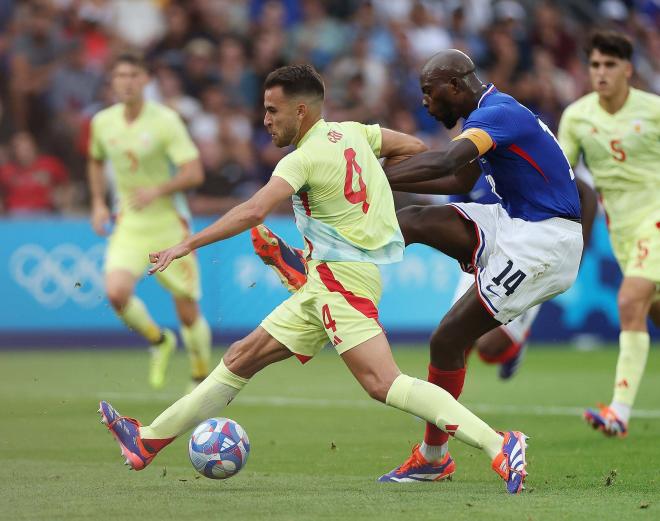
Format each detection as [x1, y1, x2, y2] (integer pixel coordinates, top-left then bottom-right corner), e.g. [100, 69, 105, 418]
[558, 88, 660, 231]
[89, 101, 199, 223]
[272, 119, 404, 264]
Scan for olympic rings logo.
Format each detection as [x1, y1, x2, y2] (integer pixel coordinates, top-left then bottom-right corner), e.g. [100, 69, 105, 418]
[10, 243, 105, 308]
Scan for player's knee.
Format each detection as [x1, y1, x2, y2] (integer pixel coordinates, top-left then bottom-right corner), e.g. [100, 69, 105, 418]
[617, 292, 648, 326]
[106, 286, 130, 311]
[364, 380, 389, 403]
[175, 299, 199, 327]
[359, 374, 394, 403]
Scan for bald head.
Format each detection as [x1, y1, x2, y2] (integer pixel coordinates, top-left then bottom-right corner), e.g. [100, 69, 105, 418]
[421, 49, 475, 81]
[419, 49, 484, 129]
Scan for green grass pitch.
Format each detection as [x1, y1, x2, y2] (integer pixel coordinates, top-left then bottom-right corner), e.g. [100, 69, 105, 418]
[0, 344, 658, 521]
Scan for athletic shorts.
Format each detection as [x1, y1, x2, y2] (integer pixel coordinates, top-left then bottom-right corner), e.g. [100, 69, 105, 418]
[452, 271, 540, 343]
[449, 202, 583, 324]
[105, 215, 201, 300]
[261, 260, 383, 362]
[609, 212, 660, 287]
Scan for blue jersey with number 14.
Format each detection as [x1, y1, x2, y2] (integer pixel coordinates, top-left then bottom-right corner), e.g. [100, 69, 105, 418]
[462, 85, 580, 221]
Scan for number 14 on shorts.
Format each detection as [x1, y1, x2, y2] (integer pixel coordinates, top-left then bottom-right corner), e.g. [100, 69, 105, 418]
[488, 260, 527, 297]
[322, 304, 343, 346]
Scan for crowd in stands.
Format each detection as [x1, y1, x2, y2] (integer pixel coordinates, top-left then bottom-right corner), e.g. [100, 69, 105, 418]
[0, 0, 658, 215]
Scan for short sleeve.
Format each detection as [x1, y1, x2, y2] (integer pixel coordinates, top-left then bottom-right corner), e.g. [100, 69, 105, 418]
[463, 106, 521, 148]
[163, 113, 199, 165]
[557, 108, 580, 167]
[363, 123, 382, 156]
[272, 150, 309, 192]
[89, 115, 105, 160]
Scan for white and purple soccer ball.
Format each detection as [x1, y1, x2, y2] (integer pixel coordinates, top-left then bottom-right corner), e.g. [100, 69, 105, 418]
[188, 418, 250, 479]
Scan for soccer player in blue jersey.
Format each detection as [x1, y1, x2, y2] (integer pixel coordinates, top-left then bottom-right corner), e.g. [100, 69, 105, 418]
[374, 49, 585, 482]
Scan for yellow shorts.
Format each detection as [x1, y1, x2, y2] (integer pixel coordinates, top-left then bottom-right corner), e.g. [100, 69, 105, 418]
[261, 260, 383, 362]
[610, 211, 660, 288]
[105, 215, 201, 300]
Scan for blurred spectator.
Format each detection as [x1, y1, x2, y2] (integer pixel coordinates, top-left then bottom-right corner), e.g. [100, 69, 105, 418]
[216, 36, 258, 109]
[110, 0, 165, 49]
[404, 1, 452, 64]
[9, 1, 65, 134]
[181, 38, 218, 99]
[327, 35, 388, 121]
[146, 64, 202, 123]
[287, 0, 349, 69]
[531, 2, 577, 70]
[0, 0, 657, 216]
[49, 40, 103, 118]
[0, 132, 71, 214]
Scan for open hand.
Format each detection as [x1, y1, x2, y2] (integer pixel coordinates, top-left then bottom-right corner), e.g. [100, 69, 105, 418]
[130, 187, 161, 210]
[149, 242, 191, 274]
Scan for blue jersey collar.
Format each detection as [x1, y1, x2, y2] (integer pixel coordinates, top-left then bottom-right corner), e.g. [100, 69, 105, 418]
[477, 84, 497, 108]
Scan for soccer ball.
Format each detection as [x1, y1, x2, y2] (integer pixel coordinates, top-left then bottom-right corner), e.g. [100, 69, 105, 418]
[188, 417, 250, 479]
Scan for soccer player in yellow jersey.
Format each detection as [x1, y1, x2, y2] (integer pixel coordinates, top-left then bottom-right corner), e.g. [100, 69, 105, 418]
[559, 31, 660, 437]
[99, 64, 529, 494]
[88, 53, 212, 390]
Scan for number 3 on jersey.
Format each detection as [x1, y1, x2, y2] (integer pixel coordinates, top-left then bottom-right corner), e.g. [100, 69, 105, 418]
[344, 148, 369, 213]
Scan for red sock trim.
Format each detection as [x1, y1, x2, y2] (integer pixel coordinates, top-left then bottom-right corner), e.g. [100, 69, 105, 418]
[478, 340, 522, 365]
[143, 436, 175, 453]
[424, 365, 466, 446]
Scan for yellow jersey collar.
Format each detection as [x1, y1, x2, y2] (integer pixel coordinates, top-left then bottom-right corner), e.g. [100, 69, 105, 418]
[296, 118, 326, 148]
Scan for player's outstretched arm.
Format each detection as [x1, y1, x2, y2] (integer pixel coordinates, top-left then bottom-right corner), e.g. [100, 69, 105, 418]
[385, 138, 482, 194]
[149, 177, 294, 273]
[379, 128, 428, 166]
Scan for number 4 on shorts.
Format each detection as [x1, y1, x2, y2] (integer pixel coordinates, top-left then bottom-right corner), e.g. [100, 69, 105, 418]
[322, 304, 343, 346]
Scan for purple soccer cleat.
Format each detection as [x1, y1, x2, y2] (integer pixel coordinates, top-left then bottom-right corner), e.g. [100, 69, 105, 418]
[378, 444, 456, 482]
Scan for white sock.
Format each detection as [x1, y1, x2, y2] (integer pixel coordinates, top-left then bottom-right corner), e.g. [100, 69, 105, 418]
[419, 441, 448, 463]
[609, 401, 632, 424]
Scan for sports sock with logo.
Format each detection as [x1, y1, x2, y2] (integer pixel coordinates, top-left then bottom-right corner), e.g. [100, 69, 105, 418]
[611, 331, 650, 423]
[181, 316, 212, 380]
[117, 296, 162, 344]
[386, 374, 502, 460]
[420, 365, 466, 462]
[140, 359, 249, 443]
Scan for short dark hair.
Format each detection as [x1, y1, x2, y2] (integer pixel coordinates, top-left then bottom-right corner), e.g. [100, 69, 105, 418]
[585, 30, 633, 60]
[263, 64, 325, 101]
[112, 52, 148, 71]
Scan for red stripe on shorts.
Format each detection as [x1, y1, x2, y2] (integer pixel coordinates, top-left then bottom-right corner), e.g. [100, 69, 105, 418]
[315, 263, 382, 328]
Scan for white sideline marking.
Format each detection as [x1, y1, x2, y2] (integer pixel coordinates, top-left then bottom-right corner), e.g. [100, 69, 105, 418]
[96, 392, 660, 419]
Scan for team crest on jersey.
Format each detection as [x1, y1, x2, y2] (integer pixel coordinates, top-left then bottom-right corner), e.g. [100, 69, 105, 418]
[632, 120, 643, 133]
[140, 132, 152, 147]
[327, 130, 343, 143]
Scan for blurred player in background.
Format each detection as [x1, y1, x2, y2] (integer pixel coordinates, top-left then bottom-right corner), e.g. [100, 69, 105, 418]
[100, 64, 529, 494]
[559, 30, 660, 437]
[88, 53, 212, 390]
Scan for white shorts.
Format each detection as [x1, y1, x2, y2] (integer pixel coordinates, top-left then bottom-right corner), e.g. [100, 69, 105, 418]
[449, 203, 583, 324]
[452, 271, 541, 343]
